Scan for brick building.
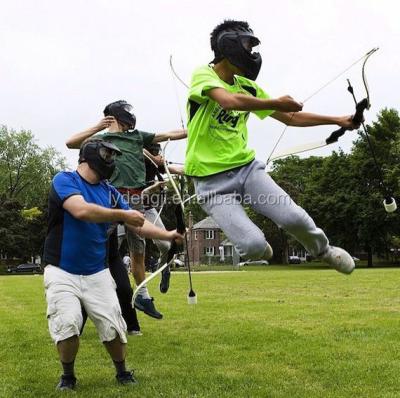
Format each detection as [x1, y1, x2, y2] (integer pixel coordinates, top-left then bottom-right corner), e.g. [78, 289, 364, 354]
[187, 216, 235, 265]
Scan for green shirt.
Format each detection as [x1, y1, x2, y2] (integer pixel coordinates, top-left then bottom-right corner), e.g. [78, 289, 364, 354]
[98, 130, 155, 189]
[185, 65, 274, 177]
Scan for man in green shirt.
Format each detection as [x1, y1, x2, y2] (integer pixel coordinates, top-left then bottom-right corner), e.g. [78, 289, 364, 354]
[185, 20, 360, 274]
[66, 100, 186, 320]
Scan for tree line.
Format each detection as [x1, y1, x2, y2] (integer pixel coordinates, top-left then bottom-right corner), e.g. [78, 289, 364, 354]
[1, 107, 399, 266]
[0, 126, 66, 261]
[186, 108, 400, 267]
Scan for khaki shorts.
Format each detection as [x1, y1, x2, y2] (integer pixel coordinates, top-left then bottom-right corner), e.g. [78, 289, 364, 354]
[116, 198, 146, 255]
[144, 207, 170, 263]
[44, 265, 127, 344]
[126, 226, 145, 255]
[117, 224, 145, 255]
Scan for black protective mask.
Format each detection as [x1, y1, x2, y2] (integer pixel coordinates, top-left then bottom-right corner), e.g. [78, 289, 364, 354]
[104, 100, 136, 130]
[215, 30, 262, 80]
[79, 140, 121, 180]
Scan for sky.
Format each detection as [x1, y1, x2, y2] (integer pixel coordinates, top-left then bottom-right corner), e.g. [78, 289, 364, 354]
[1, 0, 399, 169]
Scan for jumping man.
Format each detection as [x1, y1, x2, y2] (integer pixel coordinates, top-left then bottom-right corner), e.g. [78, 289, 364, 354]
[184, 20, 359, 273]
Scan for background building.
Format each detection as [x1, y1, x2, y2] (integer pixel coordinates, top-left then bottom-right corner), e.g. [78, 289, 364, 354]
[187, 216, 238, 265]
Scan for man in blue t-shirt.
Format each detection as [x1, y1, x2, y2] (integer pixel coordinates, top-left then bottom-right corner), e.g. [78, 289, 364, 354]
[43, 138, 183, 391]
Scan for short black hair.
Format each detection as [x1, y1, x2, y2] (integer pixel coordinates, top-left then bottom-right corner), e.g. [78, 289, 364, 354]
[78, 137, 104, 164]
[210, 19, 252, 59]
[103, 100, 130, 117]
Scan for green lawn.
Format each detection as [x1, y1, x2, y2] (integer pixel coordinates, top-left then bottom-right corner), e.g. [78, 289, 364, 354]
[1, 266, 399, 397]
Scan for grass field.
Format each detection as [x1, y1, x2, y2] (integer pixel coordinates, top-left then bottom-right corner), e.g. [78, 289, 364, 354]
[1, 265, 400, 397]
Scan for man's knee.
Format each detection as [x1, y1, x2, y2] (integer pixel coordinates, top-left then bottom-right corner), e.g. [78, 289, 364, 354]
[50, 311, 83, 343]
[238, 234, 267, 260]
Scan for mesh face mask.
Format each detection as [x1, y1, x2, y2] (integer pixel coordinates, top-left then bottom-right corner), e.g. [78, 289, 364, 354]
[99, 146, 118, 163]
[79, 140, 122, 180]
[215, 30, 262, 80]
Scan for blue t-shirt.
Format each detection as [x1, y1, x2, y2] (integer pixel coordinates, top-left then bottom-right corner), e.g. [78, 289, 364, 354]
[43, 171, 130, 275]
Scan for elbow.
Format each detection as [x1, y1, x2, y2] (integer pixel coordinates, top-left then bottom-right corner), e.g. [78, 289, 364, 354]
[219, 99, 236, 111]
[218, 96, 242, 111]
[73, 207, 90, 221]
[66, 140, 77, 149]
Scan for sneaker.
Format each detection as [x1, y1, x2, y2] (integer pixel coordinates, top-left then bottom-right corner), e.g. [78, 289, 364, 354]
[159, 267, 171, 294]
[56, 375, 77, 391]
[116, 370, 137, 386]
[127, 329, 143, 336]
[134, 296, 163, 319]
[321, 246, 355, 274]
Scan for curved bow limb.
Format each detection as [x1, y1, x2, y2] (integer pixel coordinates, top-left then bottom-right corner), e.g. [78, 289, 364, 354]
[270, 96, 369, 161]
[267, 48, 380, 164]
[162, 140, 197, 304]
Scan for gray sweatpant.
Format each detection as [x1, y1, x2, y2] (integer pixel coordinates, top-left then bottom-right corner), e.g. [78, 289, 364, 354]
[193, 160, 329, 259]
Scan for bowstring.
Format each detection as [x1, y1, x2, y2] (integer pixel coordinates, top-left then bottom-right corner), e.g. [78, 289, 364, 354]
[167, 55, 187, 164]
[266, 48, 377, 165]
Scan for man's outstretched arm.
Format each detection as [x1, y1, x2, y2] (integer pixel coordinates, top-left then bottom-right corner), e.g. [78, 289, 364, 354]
[271, 111, 358, 129]
[127, 220, 184, 243]
[207, 87, 303, 113]
[63, 195, 144, 226]
[152, 129, 187, 143]
[207, 87, 358, 129]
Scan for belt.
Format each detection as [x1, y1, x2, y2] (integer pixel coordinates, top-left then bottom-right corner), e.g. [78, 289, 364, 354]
[117, 187, 144, 195]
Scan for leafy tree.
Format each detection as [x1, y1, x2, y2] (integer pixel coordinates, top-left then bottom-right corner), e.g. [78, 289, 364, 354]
[0, 197, 26, 258]
[268, 156, 324, 263]
[0, 125, 66, 208]
[0, 126, 66, 259]
[268, 108, 400, 267]
[348, 108, 400, 265]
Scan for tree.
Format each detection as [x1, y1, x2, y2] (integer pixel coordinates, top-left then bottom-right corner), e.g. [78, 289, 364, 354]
[348, 108, 400, 266]
[267, 156, 324, 263]
[0, 125, 66, 208]
[268, 108, 400, 267]
[0, 197, 27, 258]
[0, 125, 66, 258]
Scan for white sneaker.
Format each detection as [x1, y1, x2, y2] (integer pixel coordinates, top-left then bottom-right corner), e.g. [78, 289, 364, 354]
[321, 246, 355, 274]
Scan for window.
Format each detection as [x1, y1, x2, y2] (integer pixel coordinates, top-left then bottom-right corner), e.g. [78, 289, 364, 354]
[194, 231, 197, 240]
[204, 246, 215, 256]
[205, 230, 215, 240]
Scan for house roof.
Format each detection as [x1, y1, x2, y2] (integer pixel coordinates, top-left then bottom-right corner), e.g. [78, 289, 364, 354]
[221, 239, 233, 246]
[192, 216, 220, 230]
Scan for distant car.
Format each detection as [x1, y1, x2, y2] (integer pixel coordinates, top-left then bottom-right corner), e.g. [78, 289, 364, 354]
[7, 263, 42, 274]
[288, 256, 301, 264]
[238, 260, 269, 266]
